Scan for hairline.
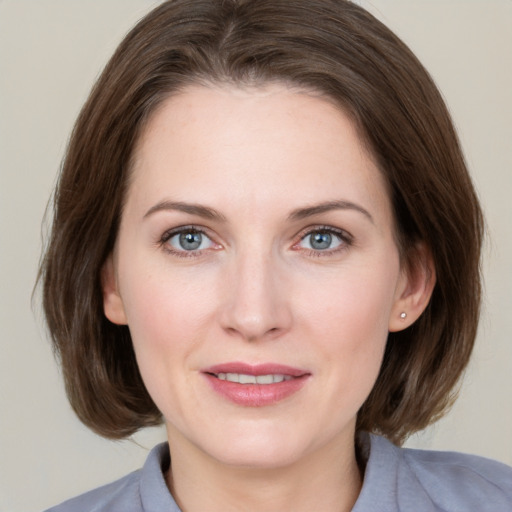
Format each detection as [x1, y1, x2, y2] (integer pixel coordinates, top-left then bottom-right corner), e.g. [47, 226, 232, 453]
[123, 77, 406, 257]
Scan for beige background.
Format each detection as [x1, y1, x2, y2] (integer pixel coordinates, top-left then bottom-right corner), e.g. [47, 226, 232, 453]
[0, 1, 510, 511]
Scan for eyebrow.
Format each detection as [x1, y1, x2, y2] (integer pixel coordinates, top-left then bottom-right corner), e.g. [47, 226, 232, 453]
[143, 199, 373, 224]
[143, 200, 227, 222]
[288, 200, 374, 223]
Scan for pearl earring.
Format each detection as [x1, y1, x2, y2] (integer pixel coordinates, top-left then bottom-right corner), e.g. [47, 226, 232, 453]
[400, 312, 407, 319]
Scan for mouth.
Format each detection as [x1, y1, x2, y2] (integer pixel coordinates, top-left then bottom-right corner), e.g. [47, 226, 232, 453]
[202, 362, 310, 406]
[212, 373, 294, 384]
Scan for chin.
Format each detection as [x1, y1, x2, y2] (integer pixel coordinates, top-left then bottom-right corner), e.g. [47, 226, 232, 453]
[182, 419, 309, 469]
[211, 440, 306, 470]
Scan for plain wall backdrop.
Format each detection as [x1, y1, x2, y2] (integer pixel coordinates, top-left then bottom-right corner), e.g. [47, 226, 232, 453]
[0, 1, 511, 511]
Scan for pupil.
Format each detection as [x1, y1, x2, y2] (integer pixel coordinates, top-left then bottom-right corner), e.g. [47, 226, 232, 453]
[179, 232, 202, 250]
[311, 232, 331, 250]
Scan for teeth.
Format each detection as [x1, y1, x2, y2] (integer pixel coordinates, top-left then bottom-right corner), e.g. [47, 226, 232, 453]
[256, 374, 274, 384]
[216, 373, 293, 384]
[238, 373, 256, 384]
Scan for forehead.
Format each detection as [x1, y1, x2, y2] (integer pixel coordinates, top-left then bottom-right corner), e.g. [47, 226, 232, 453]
[128, 83, 391, 223]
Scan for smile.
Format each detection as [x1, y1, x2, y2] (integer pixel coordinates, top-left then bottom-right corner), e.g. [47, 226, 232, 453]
[214, 373, 294, 384]
[203, 363, 310, 406]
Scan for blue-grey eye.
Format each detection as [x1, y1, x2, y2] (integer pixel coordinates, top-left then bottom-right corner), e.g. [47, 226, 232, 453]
[167, 230, 214, 252]
[179, 232, 202, 250]
[310, 232, 332, 250]
[299, 230, 343, 251]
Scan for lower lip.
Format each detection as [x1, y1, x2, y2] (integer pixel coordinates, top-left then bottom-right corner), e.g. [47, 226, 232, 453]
[203, 374, 309, 407]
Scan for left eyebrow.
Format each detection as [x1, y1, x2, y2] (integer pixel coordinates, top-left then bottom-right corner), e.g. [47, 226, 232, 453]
[288, 200, 374, 224]
[143, 200, 227, 222]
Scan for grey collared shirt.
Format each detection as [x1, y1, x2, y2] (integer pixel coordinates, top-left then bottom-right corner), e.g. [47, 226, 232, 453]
[45, 434, 512, 512]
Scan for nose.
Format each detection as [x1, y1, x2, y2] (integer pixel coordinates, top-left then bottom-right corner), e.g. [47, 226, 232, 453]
[218, 249, 293, 342]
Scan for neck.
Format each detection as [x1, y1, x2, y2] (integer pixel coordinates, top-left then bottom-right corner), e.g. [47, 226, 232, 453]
[165, 427, 362, 512]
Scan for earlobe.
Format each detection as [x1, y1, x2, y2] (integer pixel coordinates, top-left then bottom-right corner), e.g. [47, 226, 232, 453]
[101, 255, 128, 325]
[389, 242, 436, 332]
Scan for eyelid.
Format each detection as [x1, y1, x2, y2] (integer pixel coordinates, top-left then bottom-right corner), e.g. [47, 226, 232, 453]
[157, 224, 352, 258]
[159, 225, 221, 257]
[292, 225, 354, 254]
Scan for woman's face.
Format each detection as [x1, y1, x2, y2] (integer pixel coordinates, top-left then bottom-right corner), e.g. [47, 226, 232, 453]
[103, 84, 414, 469]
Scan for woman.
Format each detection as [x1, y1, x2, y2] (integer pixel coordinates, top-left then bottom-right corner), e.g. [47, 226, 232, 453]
[41, 0, 512, 510]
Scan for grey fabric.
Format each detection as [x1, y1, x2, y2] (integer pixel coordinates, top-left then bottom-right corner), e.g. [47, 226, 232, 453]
[44, 442, 178, 512]
[353, 435, 512, 512]
[45, 434, 512, 511]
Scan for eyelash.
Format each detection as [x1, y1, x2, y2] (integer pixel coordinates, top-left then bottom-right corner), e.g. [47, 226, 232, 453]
[158, 225, 216, 258]
[294, 225, 353, 257]
[158, 225, 353, 258]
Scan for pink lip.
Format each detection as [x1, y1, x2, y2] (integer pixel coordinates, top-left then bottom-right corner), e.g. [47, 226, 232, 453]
[202, 362, 310, 407]
[204, 362, 308, 377]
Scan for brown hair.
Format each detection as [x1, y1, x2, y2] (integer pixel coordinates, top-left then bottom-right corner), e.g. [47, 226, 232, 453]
[40, 0, 483, 444]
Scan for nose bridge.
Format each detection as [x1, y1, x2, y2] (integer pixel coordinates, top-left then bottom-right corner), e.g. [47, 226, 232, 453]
[220, 244, 291, 341]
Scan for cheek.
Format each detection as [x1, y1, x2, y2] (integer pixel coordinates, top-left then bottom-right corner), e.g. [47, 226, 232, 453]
[304, 261, 399, 338]
[119, 280, 210, 424]
[119, 250, 214, 334]
[117, 261, 217, 388]
[300, 259, 399, 387]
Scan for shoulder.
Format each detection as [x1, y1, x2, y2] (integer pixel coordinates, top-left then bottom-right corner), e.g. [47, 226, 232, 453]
[43, 443, 179, 512]
[354, 434, 512, 512]
[401, 441, 512, 497]
[43, 470, 142, 512]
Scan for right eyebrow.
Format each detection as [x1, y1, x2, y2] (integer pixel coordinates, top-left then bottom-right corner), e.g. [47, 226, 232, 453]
[143, 200, 227, 222]
[288, 200, 374, 224]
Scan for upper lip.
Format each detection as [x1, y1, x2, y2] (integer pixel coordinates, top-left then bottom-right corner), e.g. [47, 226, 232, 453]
[202, 362, 309, 377]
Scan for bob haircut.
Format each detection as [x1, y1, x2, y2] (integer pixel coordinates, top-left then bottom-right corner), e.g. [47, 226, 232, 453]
[41, 0, 483, 444]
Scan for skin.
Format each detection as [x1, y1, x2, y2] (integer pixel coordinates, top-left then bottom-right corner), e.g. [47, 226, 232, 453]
[102, 84, 434, 512]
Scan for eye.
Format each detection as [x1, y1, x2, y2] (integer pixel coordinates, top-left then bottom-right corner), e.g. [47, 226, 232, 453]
[303, 231, 339, 250]
[161, 227, 217, 255]
[296, 227, 351, 254]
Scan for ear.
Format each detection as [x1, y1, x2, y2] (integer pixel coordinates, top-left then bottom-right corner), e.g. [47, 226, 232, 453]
[101, 254, 127, 325]
[388, 242, 436, 332]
